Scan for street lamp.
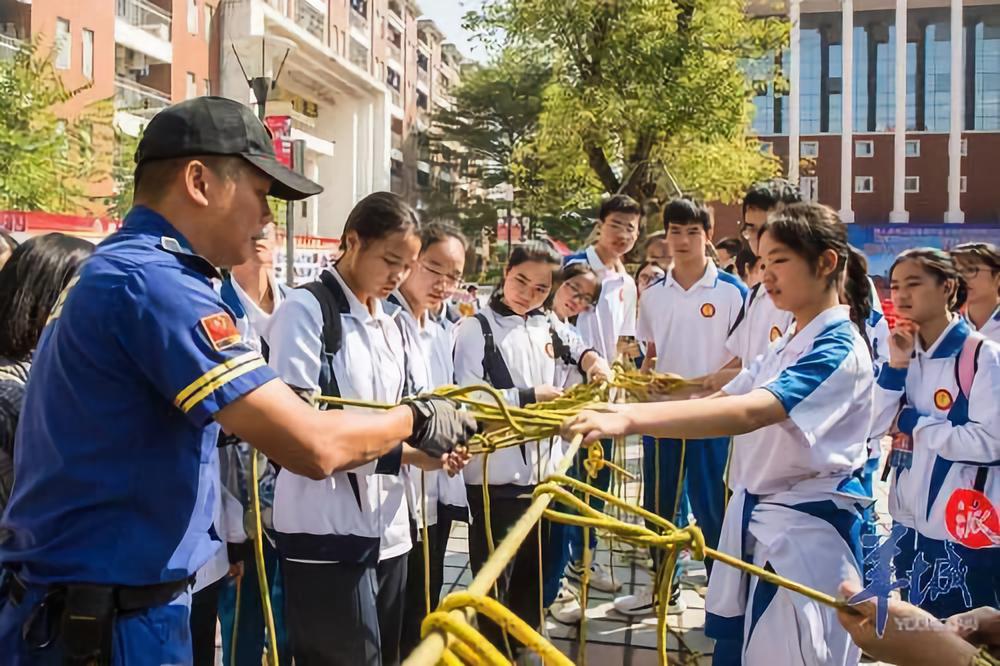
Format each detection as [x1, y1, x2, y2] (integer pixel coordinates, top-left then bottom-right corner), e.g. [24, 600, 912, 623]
[232, 35, 296, 120]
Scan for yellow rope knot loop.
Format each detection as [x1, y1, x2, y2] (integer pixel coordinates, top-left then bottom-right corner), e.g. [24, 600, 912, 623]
[681, 524, 707, 562]
[583, 441, 604, 480]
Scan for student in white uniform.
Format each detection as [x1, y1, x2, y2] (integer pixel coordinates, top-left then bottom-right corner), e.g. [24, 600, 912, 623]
[216, 222, 292, 666]
[873, 248, 1000, 620]
[394, 223, 471, 656]
[542, 263, 613, 623]
[565, 203, 877, 666]
[562, 194, 641, 593]
[267, 193, 473, 666]
[704, 179, 802, 392]
[615, 198, 748, 618]
[453, 241, 571, 654]
[951, 242, 1000, 343]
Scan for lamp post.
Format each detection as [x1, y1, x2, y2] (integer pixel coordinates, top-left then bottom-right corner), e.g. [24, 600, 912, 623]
[231, 36, 303, 286]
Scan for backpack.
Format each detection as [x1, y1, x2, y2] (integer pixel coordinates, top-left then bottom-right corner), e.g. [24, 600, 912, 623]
[473, 312, 574, 391]
[956, 334, 989, 494]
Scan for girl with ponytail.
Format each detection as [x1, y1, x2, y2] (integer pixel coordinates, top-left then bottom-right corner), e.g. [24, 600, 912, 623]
[872, 247, 1000, 620]
[565, 203, 875, 666]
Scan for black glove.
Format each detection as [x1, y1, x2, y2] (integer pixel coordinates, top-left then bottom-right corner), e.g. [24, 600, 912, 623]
[405, 397, 477, 459]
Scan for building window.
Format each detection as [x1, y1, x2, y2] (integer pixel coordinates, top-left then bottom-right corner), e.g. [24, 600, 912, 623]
[800, 28, 821, 134]
[800, 176, 818, 202]
[800, 141, 819, 158]
[960, 176, 967, 192]
[204, 5, 213, 42]
[974, 18, 1000, 130]
[855, 140, 874, 158]
[905, 140, 920, 158]
[924, 22, 951, 131]
[855, 176, 874, 193]
[82, 29, 94, 81]
[417, 50, 429, 72]
[386, 67, 400, 91]
[188, 0, 198, 35]
[416, 169, 430, 187]
[55, 18, 71, 70]
[416, 90, 428, 110]
[187, 72, 196, 99]
[204, 79, 211, 95]
[351, 0, 368, 17]
[961, 138, 968, 156]
[904, 176, 920, 193]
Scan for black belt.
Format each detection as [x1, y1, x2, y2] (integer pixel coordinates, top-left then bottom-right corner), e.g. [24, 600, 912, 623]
[7, 572, 192, 614]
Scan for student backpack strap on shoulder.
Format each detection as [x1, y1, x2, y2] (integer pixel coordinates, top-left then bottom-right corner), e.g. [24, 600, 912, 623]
[954, 333, 989, 493]
[549, 325, 576, 367]
[474, 312, 515, 390]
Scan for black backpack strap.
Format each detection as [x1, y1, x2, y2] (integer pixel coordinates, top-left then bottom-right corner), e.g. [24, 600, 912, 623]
[474, 312, 515, 390]
[550, 325, 576, 367]
[299, 271, 349, 401]
[728, 283, 760, 337]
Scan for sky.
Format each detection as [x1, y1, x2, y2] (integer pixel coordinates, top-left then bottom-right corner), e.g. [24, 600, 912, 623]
[421, 0, 490, 63]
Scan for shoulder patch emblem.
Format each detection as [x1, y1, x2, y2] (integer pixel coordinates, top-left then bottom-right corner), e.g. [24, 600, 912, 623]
[933, 388, 954, 411]
[700, 303, 716, 318]
[769, 325, 783, 342]
[200, 312, 241, 352]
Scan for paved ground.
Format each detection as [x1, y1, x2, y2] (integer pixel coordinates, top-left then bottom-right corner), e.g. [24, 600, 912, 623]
[439, 436, 895, 665]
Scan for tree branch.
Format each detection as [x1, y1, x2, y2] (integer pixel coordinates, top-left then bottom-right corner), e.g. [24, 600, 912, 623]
[582, 139, 620, 193]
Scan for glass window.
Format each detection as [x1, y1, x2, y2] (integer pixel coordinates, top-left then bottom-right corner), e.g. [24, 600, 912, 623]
[800, 28, 822, 134]
[417, 51, 429, 71]
[874, 26, 915, 131]
[855, 176, 874, 193]
[974, 19, 1000, 130]
[856, 140, 874, 157]
[904, 176, 919, 193]
[82, 28, 94, 80]
[386, 67, 400, 91]
[829, 42, 843, 133]
[204, 5, 213, 43]
[186, 72, 196, 99]
[55, 18, 71, 70]
[853, 25, 868, 131]
[204, 79, 211, 95]
[801, 141, 819, 157]
[906, 139, 920, 157]
[925, 21, 951, 131]
[801, 176, 819, 202]
[188, 0, 198, 35]
[417, 90, 428, 109]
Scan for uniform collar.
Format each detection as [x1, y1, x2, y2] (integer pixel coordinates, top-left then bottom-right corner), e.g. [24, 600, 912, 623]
[585, 245, 625, 279]
[123, 206, 220, 279]
[965, 303, 1000, 330]
[327, 265, 388, 324]
[664, 261, 717, 292]
[780, 305, 851, 355]
[916, 316, 969, 359]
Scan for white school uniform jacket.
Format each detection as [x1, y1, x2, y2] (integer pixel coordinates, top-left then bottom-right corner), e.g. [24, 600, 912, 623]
[453, 303, 561, 487]
[565, 246, 637, 360]
[873, 317, 1000, 541]
[726, 284, 795, 368]
[637, 262, 747, 378]
[388, 291, 468, 528]
[549, 313, 597, 389]
[966, 304, 1000, 344]
[267, 267, 411, 564]
[707, 305, 874, 666]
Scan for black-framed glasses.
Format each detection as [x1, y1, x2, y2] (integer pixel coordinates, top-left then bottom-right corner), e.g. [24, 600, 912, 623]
[420, 261, 462, 287]
[957, 264, 982, 280]
[564, 282, 595, 306]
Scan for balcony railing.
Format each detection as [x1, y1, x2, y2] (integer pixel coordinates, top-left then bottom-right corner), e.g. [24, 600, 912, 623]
[116, 0, 172, 41]
[349, 4, 368, 33]
[386, 40, 401, 63]
[115, 76, 170, 116]
[390, 88, 401, 108]
[0, 34, 22, 62]
[295, 1, 325, 42]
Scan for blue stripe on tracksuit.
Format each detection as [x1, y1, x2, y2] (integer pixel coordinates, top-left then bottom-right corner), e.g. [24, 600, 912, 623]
[642, 436, 730, 578]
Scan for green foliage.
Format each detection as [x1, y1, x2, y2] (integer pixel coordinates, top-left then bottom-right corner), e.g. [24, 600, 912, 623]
[108, 125, 140, 220]
[467, 0, 787, 217]
[0, 40, 110, 213]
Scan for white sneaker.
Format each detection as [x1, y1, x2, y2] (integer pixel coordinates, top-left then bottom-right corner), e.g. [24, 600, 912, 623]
[613, 587, 687, 617]
[565, 560, 622, 593]
[548, 583, 582, 624]
[613, 586, 656, 616]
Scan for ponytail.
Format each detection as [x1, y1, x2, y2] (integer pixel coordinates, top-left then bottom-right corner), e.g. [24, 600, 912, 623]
[843, 246, 873, 354]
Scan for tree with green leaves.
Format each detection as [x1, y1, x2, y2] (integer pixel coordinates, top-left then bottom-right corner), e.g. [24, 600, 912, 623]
[469, 0, 787, 210]
[0, 40, 111, 214]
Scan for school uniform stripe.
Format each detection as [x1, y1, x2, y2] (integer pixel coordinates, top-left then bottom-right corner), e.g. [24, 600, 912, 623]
[763, 320, 855, 414]
[178, 356, 267, 414]
[174, 351, 262, 410]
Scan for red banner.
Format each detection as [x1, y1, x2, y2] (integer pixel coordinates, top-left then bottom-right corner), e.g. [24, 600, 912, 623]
[497, 219, 523, 244]
[0, 211, 116, 235]
[264, 115, 293, 168]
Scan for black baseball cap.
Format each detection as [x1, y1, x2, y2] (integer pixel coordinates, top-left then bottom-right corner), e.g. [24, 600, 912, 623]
[135, 96, 323, 201]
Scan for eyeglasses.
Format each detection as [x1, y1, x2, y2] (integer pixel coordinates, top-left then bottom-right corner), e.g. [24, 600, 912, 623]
[738, 220, 759, 239]
[957, 265, 982, 280]
[564, 282, 595, 307]
[420, 261, 462, 287]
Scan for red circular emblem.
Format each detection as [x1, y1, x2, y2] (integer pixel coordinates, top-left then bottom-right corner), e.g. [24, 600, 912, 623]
[934, 389, 954, 411]
[945, 488, 999, 549]
[700, 303, 716, 318]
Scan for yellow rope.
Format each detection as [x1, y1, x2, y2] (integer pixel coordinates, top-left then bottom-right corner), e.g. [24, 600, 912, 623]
[250, 451, 279, 666]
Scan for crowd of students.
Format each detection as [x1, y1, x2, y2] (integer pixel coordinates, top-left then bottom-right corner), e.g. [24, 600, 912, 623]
[0, 176, 997, 666]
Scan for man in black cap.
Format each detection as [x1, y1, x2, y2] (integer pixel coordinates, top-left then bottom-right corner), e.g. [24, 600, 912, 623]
[0, 97, 476, 664]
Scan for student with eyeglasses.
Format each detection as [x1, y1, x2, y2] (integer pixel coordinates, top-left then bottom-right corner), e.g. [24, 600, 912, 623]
[951, 242, 1000, 344]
